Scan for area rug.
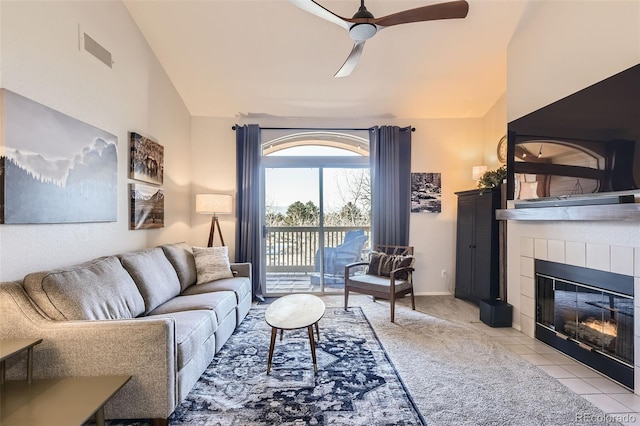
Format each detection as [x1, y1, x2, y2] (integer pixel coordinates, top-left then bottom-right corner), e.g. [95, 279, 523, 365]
[353, 296, 625, 426]
[109, 306, 425, 425]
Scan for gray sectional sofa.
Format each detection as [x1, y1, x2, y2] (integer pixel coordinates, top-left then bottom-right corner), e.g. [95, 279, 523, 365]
[0, 242, 252, 424]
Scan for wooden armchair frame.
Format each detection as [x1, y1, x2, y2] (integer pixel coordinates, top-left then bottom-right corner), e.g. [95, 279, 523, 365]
[344, 245, 415, 322]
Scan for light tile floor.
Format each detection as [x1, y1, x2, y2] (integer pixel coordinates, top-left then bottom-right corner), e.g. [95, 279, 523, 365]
[469, 317, 639, 426]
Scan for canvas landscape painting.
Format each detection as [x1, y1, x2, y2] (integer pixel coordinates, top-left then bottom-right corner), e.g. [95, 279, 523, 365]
[0, 89, 117, 224]
[411, 172, 442, 213]
[130, 183, 164, 229]
[129, 132, 163, 185]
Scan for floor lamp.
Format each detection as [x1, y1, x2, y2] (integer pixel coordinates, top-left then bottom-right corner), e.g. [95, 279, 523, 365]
[196, 194, 233, 247]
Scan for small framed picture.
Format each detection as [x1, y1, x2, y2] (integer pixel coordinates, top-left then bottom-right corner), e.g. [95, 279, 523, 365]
[129, 132, 163, 185]
[130, 183, 164, 229]
[411, 172, 442, 213]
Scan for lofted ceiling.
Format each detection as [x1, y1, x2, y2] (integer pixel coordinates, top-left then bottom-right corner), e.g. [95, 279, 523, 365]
[124, 0, 530, 119]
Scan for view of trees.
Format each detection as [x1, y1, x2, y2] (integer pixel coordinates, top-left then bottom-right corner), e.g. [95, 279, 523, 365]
[266, 169, 371, 227]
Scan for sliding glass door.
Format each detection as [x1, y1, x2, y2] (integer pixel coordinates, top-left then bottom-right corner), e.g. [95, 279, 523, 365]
[264, 167, 321, 294]
[261, 138, 369, 296]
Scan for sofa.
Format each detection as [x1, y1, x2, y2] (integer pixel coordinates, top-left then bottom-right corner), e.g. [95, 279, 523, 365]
[0, 242, 252, 424]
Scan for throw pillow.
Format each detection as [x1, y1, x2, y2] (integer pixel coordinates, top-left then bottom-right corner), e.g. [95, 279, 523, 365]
[391, 254, 415, 280]
[367, 251, 395, 277]
[367, 252, 415, 281]
[193, 246, 234, 284]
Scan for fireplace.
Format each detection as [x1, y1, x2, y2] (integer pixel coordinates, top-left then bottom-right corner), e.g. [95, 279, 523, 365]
[535, 259, 634, 389]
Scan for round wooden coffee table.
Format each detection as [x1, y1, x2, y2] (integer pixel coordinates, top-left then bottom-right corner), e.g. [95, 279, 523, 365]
[265, 294, 325, 375]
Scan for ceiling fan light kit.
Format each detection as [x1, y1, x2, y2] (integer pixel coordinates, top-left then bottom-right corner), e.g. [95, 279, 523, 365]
[289, 0, 469, 77]
[349, 23, 377, 41]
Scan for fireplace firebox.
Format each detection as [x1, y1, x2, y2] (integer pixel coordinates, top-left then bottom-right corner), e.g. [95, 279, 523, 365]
[535, 259, 634, 389]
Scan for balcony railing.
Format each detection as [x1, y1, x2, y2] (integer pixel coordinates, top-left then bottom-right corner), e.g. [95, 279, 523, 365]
[265, 226, 371, 272]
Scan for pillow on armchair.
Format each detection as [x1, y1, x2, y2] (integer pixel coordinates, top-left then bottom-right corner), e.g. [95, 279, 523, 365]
[367, 252, 414, 280]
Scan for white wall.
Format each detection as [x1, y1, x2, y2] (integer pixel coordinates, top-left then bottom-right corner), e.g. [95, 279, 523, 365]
[507, 0, 640, 122]
[0, 1, 191, 281]
[411, 117, 484, 294]
[190, 116, 237, 255]
[190, 115, 486, 295]
[505, 0, 640, 327]
[482, 93, 507, 171]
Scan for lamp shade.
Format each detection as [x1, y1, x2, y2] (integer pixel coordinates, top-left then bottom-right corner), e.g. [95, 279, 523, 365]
[472, 165, 488, 181]
[196, 193, 233, 215]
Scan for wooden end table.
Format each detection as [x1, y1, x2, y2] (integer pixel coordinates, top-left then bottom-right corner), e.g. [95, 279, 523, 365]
[265, 293, 325, 375]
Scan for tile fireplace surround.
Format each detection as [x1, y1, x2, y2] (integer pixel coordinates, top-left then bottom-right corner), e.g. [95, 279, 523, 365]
[506, 220, 640, 397]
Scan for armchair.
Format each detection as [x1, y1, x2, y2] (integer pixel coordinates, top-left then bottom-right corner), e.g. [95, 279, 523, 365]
[344, 245, 415, 322]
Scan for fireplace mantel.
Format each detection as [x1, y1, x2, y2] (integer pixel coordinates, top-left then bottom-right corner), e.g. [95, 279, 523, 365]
[496, 203, 640, 221]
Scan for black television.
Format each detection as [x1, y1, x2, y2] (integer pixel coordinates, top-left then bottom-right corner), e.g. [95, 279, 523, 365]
[506, 64, 640, 203]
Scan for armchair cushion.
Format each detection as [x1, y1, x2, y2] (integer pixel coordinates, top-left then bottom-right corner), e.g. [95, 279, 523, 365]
[367, 252, 415, 280]
[347, 274, 412, 293]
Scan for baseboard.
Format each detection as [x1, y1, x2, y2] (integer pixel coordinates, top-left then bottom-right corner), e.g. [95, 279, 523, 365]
[413, 291, 452, 296]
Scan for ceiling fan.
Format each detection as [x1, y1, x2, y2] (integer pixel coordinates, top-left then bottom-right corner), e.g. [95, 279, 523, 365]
[289, 0, 469, 77]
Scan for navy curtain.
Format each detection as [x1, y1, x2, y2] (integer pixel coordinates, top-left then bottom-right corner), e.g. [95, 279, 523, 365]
[370, 126, 412, 247]
[235, 124, 264, 302]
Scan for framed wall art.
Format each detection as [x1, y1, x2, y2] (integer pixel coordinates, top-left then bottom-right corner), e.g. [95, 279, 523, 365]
[130, 183, 164, 230]
[129, 131, 163, 185]
[411, 172, 442, 213]
[0, 89, 117, 224]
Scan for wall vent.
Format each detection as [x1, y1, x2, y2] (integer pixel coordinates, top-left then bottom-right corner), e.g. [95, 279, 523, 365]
[83, 32, 112, 68]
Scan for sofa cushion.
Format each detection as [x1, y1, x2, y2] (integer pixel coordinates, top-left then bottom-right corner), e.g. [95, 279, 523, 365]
[161, 242, 197, 291]
[147, 310, 216, 369]
[181, 276, 251, 305]
[149, 291, 237, 325]
[193, 246, 233, 284]
[23, 256, 145, 321]
[120, 247, 181, 314]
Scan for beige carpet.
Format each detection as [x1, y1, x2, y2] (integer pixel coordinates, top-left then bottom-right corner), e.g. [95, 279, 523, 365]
[331, 294, 618, 426]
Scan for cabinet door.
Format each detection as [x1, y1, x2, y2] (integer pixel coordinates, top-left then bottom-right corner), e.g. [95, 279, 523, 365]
[471, 194, 494, 300]
[455, 196, 475, 299]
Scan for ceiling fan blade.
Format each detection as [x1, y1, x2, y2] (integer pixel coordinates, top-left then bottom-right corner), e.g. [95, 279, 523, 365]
[373, 0, 469, 28]
[334, 41, 365, 78]
[288, 0, 350, 30]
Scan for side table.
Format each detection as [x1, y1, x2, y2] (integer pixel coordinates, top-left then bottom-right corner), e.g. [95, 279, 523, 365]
[0, 375, 131, 426]
[0, 338, 43, 384]
[0, 338, 130, 426]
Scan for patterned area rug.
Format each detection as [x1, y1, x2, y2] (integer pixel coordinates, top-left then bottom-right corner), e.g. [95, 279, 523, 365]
[110, 306, 425, 425]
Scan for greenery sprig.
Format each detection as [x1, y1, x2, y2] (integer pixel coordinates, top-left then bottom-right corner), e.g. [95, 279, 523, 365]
[477, 165, 507, 189]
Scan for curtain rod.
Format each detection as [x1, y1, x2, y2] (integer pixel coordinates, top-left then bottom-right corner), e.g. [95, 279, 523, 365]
[231, 125, 415, 132]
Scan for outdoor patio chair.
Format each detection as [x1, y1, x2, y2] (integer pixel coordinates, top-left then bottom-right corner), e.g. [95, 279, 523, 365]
[312, 230, 368, 285]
